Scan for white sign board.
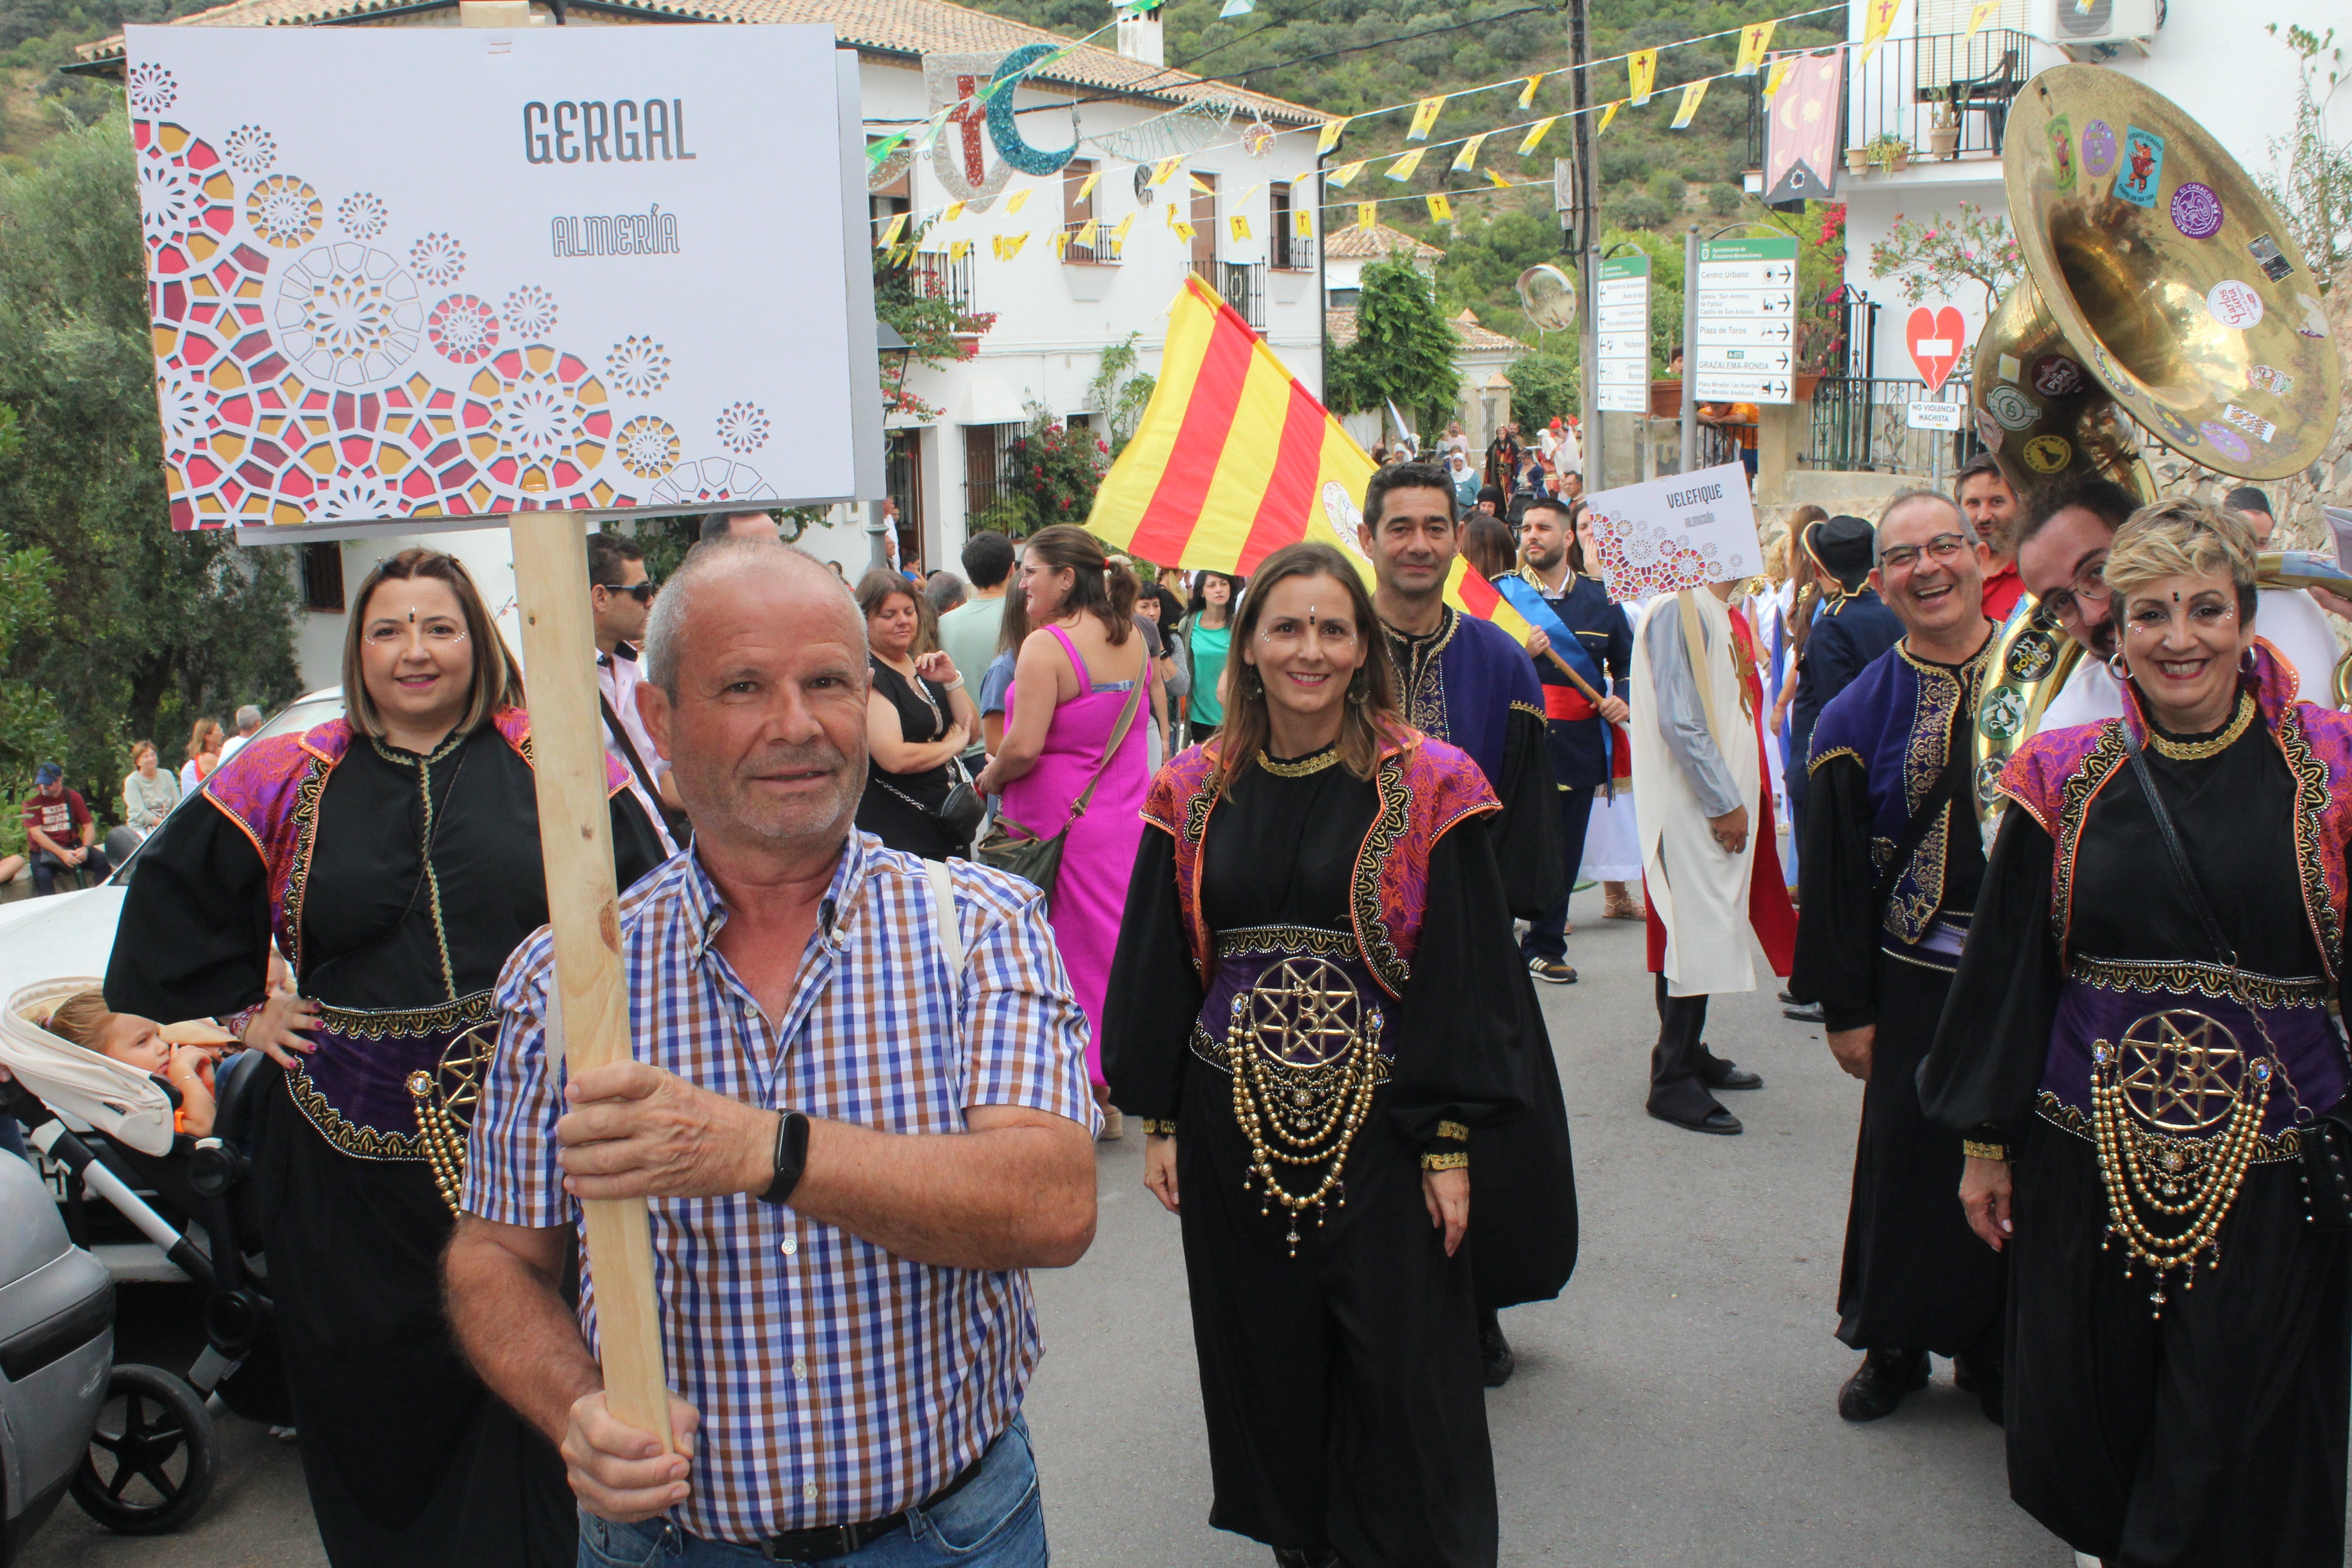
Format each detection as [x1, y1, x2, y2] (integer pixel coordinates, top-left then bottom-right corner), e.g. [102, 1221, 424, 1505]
[1595, 253, 1651, 416]
[126, 24, 877, 539]
[1692, 237, 1796, 404]
[1582, 461, 1763, 600]
[1905, 400, 1965, 431]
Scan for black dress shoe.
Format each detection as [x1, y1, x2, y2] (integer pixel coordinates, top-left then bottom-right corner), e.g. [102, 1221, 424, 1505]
[1705, 1059, 1764, 1091]
[1478, 1311, 1517, 1387]
[1838, 1348, 1930, 1421]
[1954, 1354, 2005, 1426]
[1273, 1550, 1339, 1568]
[1648, 1103, 1743, 1135]
[1782, 1000, 1825, 1024]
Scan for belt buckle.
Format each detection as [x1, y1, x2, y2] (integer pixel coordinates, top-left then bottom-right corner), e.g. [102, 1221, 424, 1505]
[761, 1524, 859, 1563]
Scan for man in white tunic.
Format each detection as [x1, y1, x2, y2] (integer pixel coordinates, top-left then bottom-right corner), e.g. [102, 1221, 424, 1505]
[1631, 580, 1794, 1135]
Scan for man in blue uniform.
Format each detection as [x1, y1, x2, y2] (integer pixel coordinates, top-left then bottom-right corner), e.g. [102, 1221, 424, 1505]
[1359, 461, 1575, 1390]
[1512, 495, 1632, 985]
[1787, 515, 1902, 826]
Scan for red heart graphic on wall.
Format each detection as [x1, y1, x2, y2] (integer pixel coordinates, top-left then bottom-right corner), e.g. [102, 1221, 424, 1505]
[1906, 305, 1966, 395]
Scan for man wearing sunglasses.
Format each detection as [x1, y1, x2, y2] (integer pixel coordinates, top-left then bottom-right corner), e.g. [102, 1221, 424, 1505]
[591, 531, 686, 853]
[1790, 490, 2005, 1427]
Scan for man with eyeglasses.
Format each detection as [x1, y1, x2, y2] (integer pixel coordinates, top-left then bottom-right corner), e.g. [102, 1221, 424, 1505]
[590, 531, 685, 853]
[1789, 490, 2006, 1426]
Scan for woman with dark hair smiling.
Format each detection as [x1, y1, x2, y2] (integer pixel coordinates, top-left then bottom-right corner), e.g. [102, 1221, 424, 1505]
[1105, 540, 1541, 1568]
[1926, 501, 2352, 1567]
[855, 568, 979, 861]
[104, 547, 663, 1567]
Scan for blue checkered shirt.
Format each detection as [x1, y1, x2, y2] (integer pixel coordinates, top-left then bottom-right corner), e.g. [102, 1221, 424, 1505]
[462, 833, 1098, 1544]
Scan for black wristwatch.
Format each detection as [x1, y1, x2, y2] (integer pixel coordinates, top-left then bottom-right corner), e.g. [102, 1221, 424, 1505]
[757, 1111, 811, 1205]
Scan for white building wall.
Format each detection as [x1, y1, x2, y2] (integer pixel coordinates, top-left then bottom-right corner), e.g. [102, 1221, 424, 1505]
[1833, 0, 2349, 380]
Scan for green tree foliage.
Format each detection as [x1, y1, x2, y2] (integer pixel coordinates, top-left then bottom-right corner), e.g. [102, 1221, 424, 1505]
[1325, 257, 1458, 435]
[2260, 24, 2351, 292]
[1085, 331, 1157, 455]
[0, 112, 299, 814]
[1503, 349, 1579, 427]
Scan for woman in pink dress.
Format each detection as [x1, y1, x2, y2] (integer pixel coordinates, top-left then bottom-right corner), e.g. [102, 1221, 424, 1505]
[974, 525, 1160, 1134]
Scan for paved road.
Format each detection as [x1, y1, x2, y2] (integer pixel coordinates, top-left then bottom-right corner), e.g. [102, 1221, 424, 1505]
[21, 885, 2073, 1567]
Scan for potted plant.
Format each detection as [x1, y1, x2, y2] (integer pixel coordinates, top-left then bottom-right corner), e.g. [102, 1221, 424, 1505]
[1865, 132, 1912, 174]
[1927, 102, 1960, 160]
[1845, 145, 1870, 174]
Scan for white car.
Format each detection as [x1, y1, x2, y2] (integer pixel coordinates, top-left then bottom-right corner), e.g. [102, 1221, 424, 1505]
[0, 690, 343, 1004]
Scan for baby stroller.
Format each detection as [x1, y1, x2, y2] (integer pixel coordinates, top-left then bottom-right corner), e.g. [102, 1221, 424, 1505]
[0, 978, 289, 1537]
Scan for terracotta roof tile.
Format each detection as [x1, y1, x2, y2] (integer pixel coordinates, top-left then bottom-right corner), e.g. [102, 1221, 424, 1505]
[80, 0, 1321, 125]
[1321, 222, 1443, 262]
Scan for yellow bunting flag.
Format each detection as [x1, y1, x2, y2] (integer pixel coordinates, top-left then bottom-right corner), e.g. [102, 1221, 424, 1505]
[1407, 95, 1445, 141]
[1318, 118, 1349, 154]
[1173, 219, 1196, 243]
[1051, 230, 1071, 258]
[1671, 79, 1709, 129]
[1292, 205, 1313, 237]
[949, 239, 971, 261]
[1077, 169, 1100, 200]
[1596, 100, 1622, 136]
[1189, 173, 1214, 194]
[877, 211, 907, 248]
[1518, 74, 1543, 108]
[1386, 147, 1426, 181]
[1858, 0, 1901, 64]
[1763, 58, 1795, 100]
[1357, 201, 1377, 231]
[1229, 213, 1250, 242]
[1964, 0, 1999, 40]
[1328, 159, 1367, 188]
[1519, 117, 1558, 156]
[1152, 156, 1182, 187]
[1113, 213, 1135, 246]
[1074, 219, 1097, 249]
[1087, 274, 1380, 578]
[942, 200, 966, 223]
[1006, 188, 1032, 215]
[1627, 49, 1658, 106]
[1452, 132, 1488, 172]
[1426, 192, 1452, 222]
[1486, 168, 1512, 189]
[1735, 20, 1776, 75]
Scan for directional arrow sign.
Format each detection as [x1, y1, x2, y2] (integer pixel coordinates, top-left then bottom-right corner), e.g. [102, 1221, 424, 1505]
[1597, 251, 1652, 414]
[1694, 236, 1799, 404]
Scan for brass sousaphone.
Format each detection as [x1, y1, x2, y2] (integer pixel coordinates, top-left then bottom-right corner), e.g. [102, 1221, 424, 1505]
[1968, 65, 2342, 823]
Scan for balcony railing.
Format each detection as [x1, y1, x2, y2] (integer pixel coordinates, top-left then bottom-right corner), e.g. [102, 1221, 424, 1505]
[1061, 222, 1125, 265]
[907, 249, 974, 315]
[1192, 260, 1265, 328]
[1808, 376, 1978, 475]
[1746, 29, 2030, 172]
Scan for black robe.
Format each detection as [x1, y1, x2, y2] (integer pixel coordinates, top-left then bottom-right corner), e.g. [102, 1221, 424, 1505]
[1923, 714, 2352, 1567]
[1103, 753, 1539, 1568]
[1790, 646, 2004, 1358]
[108, 724, 664, 1568]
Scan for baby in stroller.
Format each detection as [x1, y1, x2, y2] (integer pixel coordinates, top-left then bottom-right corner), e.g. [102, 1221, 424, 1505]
[40, 990, 226, 1136]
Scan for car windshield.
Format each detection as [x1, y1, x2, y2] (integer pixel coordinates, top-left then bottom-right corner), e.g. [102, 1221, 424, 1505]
[107, 690, 345, 887]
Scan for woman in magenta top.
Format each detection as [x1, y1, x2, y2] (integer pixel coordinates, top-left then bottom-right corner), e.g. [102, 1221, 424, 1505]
[974, 526, 1160, 1129]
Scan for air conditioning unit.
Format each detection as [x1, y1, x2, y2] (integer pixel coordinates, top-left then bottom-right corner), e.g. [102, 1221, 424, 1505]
[2048, 0, 2161, 59]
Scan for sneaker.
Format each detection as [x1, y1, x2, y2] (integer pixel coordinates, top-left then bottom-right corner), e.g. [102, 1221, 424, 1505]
[1098, 1105, 1123, 1141]
[1528, 957, 1578, 985]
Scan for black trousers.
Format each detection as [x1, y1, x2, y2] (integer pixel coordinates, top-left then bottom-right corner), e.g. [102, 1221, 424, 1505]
[1835, 953, 2004, 1356]
[1646, 975, 1739, 1123]
[2007, 1117, 2351, 1567]
[31, 843, 110, 896]
[1176, 1054, 1495, 1568]
[1520, 786, 1597, 965]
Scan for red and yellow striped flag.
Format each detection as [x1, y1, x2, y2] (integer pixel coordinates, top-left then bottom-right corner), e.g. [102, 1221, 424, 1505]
[1088, 274, 1379, 578]
[1441, 556, 1538, 647]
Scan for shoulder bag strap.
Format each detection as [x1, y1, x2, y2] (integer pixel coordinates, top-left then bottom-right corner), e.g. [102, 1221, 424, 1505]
[2121, 727, 2237, 970]
[925, 858, 964, 971]
[1065, 669, 1149, 826]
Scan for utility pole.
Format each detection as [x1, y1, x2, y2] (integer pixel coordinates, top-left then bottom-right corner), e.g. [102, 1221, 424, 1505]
[1567, 0, 1599, 490]
[1679, 222, 1699, 475]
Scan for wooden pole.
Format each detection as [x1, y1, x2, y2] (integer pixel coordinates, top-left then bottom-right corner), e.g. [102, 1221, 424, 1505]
[507, 509, 674, 1452]
[1544, 646, 1604, 706]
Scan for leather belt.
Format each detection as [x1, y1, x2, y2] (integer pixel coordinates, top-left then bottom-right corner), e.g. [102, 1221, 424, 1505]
[758, 1451, 987, 1563]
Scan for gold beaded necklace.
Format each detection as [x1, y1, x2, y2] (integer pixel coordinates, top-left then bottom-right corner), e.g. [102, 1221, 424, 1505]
[1257, 745, 1340, 778]
[2146, 691, 2253, 762]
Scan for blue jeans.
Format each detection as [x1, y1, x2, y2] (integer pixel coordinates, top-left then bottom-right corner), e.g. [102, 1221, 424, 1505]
[577, 1416, 1046, 1568]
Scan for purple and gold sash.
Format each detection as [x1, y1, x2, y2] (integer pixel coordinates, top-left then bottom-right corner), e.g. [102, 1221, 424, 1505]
[284, 995, 496, 1205]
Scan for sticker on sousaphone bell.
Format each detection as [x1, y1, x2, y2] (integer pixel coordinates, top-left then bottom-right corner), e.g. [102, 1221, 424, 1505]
[2022, 434, 2072, 473]
[2246, 232, 2293, 284]
[2046, 114, 2077, 191]
[1984, 386, 2038, 431]
[2081, 119, 2118, 178]
[2114, 126, 2165, 209]
[2005, 631, 2057, 682]
[1979, 686, 2027, 740]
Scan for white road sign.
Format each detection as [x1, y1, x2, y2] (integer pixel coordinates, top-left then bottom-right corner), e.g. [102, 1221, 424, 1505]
[1693, 237, 1799, 406]
[1597, 252, 1651, 415]
[1906, 400, 1966, 431]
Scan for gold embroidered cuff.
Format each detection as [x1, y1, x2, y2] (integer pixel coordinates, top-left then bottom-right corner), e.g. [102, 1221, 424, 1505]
[1142, 1118, 1179, 1137]
[1421, 1151, 1469, 1171]
[1434, 1120, 1469, 1142]
[1963, 1139, 2008, 1162]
